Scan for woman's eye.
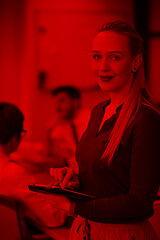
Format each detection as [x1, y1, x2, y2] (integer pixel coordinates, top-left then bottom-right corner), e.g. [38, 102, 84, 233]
[111, 55, 120, 61]
[92, 54, 101, 60]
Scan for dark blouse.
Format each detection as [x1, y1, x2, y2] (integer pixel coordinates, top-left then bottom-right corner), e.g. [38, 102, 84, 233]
[74, 99, 160, 223]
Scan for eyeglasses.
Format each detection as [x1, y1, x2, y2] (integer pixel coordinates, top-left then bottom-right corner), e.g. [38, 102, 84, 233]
[21, 129, 27, 137]
[22, 129, 27, 133]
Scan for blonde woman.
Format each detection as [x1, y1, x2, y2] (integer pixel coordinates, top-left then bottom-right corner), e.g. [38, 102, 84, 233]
[50, 21, 160, 239]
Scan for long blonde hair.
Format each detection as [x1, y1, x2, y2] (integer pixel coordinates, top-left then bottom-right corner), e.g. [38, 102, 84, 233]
[98, 21, 153, 165]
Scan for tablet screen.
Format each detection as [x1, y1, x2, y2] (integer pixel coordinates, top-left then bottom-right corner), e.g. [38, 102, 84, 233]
[28, 184, 96, 200]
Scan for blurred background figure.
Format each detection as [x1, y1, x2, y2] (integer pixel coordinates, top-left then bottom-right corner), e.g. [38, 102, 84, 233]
[46, 86, 91, 172]
[11, 86, 90, 184]
[0, 102, 68, 238]
[10, 85, 90, 186]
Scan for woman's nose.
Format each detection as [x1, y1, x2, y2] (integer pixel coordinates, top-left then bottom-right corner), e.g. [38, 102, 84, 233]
[99, 58, 111, 72]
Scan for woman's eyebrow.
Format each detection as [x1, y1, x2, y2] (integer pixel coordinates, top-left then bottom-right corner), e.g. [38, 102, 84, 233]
[109, 51, 125, 55]
[92, 50, 125, 55]
[92, 50, 100, 53]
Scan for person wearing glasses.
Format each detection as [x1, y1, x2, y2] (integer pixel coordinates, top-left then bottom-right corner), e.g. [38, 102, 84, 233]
[0, 102, 68, 237]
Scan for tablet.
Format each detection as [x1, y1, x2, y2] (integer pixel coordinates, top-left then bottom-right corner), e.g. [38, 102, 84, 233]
[28, 184, 96, 200]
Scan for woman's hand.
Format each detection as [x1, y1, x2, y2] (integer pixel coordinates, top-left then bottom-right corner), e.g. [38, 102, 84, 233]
[50, 167, 79, 190]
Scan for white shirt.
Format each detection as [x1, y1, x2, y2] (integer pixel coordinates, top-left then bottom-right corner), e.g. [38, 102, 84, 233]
[48, 108, 91, 171]
[0, 151, 69, 228]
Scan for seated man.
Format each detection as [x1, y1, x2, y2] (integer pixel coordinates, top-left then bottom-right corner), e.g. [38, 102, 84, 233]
[46, 86, 90, 172]
[0, 102, 70, 235]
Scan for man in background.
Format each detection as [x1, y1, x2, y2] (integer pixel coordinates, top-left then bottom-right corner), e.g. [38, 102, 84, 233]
[0, 102, 68, 237]
[47, 86, 90, 172]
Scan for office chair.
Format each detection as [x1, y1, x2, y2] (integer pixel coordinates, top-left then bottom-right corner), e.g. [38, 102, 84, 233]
[0, 194, 52, 240]
[0, 194, 24, 240]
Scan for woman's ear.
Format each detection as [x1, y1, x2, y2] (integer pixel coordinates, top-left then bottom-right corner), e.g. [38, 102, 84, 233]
[131, 54, 143, 73]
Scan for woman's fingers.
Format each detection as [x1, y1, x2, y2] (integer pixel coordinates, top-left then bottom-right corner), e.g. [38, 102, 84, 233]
[50, 167, 60, 186]
[58, 167, 68, 183]
[50, 167, 69, 186]
[66, 180, 79, 190]
[50, 167, 78, 189]
[50, 167, 54, 176]
[61, 168, 75, 188]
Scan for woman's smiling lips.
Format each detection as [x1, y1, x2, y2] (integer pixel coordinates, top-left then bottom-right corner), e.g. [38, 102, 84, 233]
[99, 75, 115, 81]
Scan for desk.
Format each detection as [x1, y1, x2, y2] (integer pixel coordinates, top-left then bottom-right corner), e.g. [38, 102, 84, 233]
[40, 225, 70, 240]
[25, 208, 71, 240]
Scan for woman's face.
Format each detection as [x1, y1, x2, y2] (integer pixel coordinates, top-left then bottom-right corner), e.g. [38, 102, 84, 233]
[92, 31, 135, 93]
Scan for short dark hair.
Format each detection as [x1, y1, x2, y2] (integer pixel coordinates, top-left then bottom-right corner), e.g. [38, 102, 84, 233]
[52, 86, 80, 100]
[0, 103, 24, 145]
